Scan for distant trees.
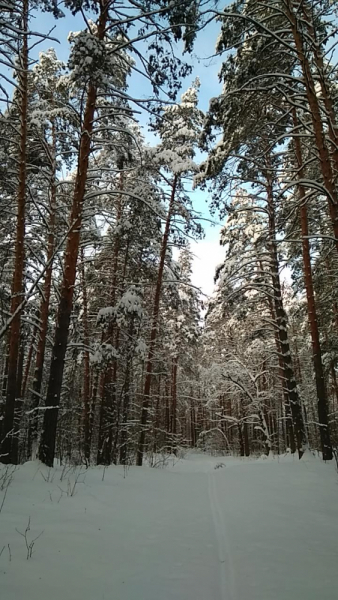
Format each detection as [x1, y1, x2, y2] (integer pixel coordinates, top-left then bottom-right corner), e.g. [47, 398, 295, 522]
[0, 0, 210, 466]
[195, 0, 338, 460]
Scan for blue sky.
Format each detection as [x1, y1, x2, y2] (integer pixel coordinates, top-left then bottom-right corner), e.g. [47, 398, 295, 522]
[30, 7, 227, 295]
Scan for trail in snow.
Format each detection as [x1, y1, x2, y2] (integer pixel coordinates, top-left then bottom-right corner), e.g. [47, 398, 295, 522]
[1, 452, 338, 600]
[208, 470, 237, 600]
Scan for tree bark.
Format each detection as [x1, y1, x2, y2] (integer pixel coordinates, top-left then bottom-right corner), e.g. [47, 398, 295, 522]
[243, 421, 250, 456]
[21, 320, 38, 399]
[298, 2, 338, 176]
[292, 108, 332, 460]
[119, 353, 132, 465]
[28, 121, 57, 458]
[1, 0, 29, 464]
[97, 171, 124, 465]
[80, 248, 91, 461]
[38, 6, 108, 466]
[286, 0, 338, 251]
[136, 175, 178, 466]
[10, 336, 25, 463]
[171, 356, 178, 438]
[260, 261, 296, 454]
[265, 174, 307, 457]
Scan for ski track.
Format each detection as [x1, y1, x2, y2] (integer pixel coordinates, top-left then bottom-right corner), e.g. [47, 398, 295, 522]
[2, 454, 338, 600]
[208, 471, 237, 600]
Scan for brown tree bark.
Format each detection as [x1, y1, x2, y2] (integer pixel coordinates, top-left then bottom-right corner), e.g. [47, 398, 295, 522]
[39, 6, 108, 466]
[27, 122, 57, 458]
[292, 109, 332, 460]
[97, 171, 124, 465]
[1, 349, 9, 402]
[297, 2, 338, 176]
[80, 248, 91, 461]
[1, 0, 29, 464]
[285, 0, 338, 251]
[10, 336, 25, 463]
[238, 423, 245, 457]
[21, 320, 38, 399]
[190, 402, 196, 447]
[165, 379, 170, 438]
[119, 334, 133, 465]
[96, 372, 107, 464]
[87, 367, 99, 459]
[171, 356, 178, 437]
[243, 421, 250, 457]
[260, 261, 296, 454]
[265, 174, 307, 457]
[136, 175, 178, 466]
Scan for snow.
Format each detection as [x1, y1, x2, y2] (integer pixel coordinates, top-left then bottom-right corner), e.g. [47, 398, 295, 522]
[1, 453, 338, 600]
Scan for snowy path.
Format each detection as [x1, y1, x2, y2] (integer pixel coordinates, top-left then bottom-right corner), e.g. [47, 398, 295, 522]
[208, 470, 237, 600]
[1, 453, 338, 600]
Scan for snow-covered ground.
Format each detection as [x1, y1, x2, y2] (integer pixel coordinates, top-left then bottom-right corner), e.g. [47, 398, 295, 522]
[1, 452, 338, 600]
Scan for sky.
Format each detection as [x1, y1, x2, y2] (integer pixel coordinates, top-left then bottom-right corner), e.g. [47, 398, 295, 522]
[31, 5, 226, 297]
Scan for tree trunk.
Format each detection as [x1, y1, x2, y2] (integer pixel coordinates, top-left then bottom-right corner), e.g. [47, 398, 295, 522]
[88, 367, 99, 460]
[243, 421, 250, 456]
[39, 7, 108, 466]
[238, 423, 244, 457]
[286, 0, 338, 251]
[27, 121, 57, 458]
[266, 174, 307, 457]
[97, 172, 124, 465]
[80, 248, 91, 461]
[292, 109, 332, 460]
[171, 355, 178, 443]
[1, 0, 29, 464]
[136, 175, 178, 466]
[21, 320, 38, 399]
[96, 372, 107, 464]
[298, 3, 338, 176]
[119, 352, 132, 465]
[1, 349, 9, 403]
[261, 260, 296, 454]
[190, 402, 196, 447]
[10, 336, 25, 463]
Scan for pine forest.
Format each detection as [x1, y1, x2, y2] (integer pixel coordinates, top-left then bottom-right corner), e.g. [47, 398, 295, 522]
[1, 3, 338, 597]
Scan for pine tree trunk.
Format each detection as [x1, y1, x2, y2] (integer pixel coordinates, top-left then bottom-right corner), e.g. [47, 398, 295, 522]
[21, 320, 38, 399]
[97, 172, 124, 465]
[171, 355, 178, 440]
[262, 261, 296, 453]
[119, 353, 132, 465]
[292, 109, 332, 460]
[97, 372, 107, 464]
[190, 402, 196, 447]
[1, 349, 9, 402]
[243, 421, 250, 457]
[265, 175, 307, 457]
[238, 423, 245, 457]
[80, 248, 91, 461]
[286, 0, 338, 250]
[136, 175, 178, 466]
[27, 120, 57, 459]
[108, 332, 120, 465]
[88, 367, 99, 460]
[10, 336, 25, 463]
[39, 7, 108, 466]
[165, 380, 170, 438]
[299, 3, 338, 174]
[1, 0, 29, 464]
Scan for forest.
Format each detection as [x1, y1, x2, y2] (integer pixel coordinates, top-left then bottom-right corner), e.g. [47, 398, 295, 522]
[1, 0, 338, 470]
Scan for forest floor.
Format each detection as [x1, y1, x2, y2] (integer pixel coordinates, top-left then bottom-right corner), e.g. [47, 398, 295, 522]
[1, 451, 338, 600]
